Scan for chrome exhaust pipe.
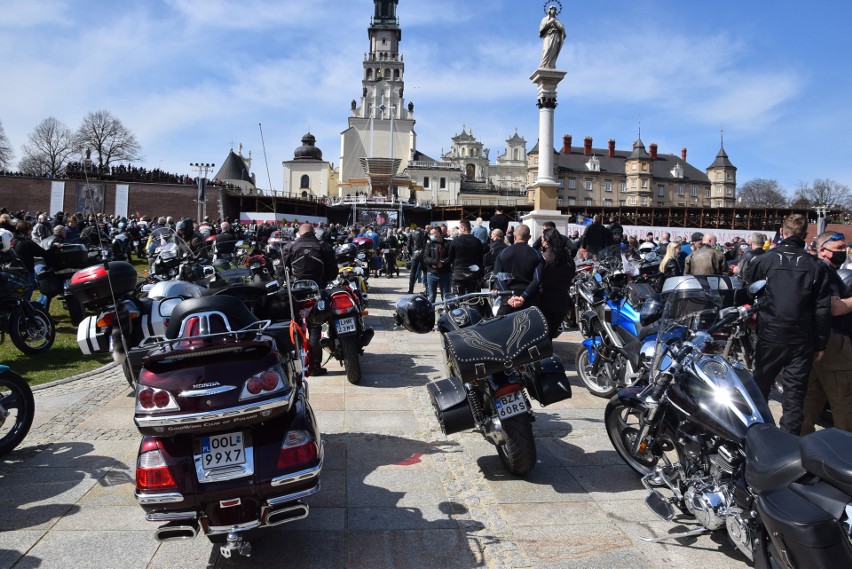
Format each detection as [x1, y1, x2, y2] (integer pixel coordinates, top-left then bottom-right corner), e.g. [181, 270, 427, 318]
[155, 520, 199, 542]
[265, 503, 309, 527]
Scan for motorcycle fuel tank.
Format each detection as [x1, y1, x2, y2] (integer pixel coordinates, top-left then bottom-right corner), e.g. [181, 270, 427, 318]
[666, 354, 773, 443]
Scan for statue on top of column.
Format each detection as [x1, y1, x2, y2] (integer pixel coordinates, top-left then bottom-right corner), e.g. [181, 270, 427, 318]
[539, 4, 566, 69]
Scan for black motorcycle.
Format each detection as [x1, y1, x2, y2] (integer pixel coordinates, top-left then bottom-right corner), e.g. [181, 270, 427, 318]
[395, 292, 572, 475]
[0, 366, 35, 456]
[314, 275, 374, 384]
[605, 277, 852, 567]
[0, 262, 55, 355]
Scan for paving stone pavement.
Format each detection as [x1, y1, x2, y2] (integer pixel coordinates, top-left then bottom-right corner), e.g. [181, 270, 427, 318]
[0, 274, 773, 569]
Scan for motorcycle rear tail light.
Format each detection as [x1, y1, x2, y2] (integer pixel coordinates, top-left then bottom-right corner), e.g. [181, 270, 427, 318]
[276, 430, 318, 471]
[495, 383, 522, 398]
[97, 312, 115, 328]
[240, 368, 285, 400]
[136, 445, 176, 491]
[136, 386, 179, 412]
[246, 377, 264, 395]
[331, 293, 355, 315]
[261, 371, 279, 391]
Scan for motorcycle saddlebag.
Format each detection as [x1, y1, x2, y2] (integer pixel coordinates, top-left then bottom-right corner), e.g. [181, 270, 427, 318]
[756, 487, 852, 567]
[52, 244, 89, 270]
[525, 355, 572, 406]
[426, 377, 475, 435]
[76, 316, 110, 355]
[443, 307, 552, 382]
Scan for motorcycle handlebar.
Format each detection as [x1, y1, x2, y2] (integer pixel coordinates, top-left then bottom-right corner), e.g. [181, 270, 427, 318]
[430, 289, 512, 309]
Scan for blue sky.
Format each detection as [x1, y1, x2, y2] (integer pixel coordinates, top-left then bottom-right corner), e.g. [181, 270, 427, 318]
[1, 0, 850, 197]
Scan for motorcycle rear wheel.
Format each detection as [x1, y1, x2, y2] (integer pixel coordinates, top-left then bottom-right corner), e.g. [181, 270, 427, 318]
[9, 304, 55, 355]
[605, 399, 674, 477]
[575, 348, 617, 398]
[496, 413, 536, 476]
[0, 370, 35, 456]
[341, 336, 362, 385]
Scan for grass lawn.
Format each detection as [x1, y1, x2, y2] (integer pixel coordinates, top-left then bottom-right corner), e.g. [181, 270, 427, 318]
[0, 258, 150, 387]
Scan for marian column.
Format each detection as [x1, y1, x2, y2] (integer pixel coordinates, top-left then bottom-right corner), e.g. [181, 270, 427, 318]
[523, 3, 569, 238]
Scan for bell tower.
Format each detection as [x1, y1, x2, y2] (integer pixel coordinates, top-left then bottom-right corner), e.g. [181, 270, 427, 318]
[339, 0, 417, 197]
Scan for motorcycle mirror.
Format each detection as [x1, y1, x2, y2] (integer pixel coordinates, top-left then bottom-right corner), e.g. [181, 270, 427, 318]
[748, 279, 766, 296]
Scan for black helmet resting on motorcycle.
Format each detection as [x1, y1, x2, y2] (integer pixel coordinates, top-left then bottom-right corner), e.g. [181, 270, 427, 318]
[394, 294, 435, 334]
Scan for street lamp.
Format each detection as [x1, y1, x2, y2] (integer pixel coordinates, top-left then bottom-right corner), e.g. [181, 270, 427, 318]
[190, 162, 215, 222]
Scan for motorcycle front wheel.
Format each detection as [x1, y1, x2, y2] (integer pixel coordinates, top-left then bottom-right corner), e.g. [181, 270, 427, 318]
[575, 347, 617, 398]
[9, 304, 55, 355]
[495, 413, 536, 476]
[341, 335, 362, 385]
[605, 399, 675, 477]
[0, 370, 35, 456]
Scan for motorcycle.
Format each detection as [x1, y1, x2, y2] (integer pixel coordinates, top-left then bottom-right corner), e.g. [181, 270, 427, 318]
[604, 277, 852, 566]
[0, 366, 35, 456]
[314, 275, 374, 384]
[132, 294, 322, 558]
[36, 243, 109, 325]
[575, 265, 657, 398]
[0, 260, 55, 355]
[395, 291, 572, 475]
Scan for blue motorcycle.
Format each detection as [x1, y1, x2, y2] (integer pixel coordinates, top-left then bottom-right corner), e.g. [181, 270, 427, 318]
[575, 266, 658, 398]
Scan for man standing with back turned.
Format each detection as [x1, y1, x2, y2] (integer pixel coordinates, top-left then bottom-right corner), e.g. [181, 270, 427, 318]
[745, 214, 832, 435]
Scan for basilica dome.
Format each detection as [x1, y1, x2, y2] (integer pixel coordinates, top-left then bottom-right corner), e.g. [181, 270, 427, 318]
[294, 133, 323, 161]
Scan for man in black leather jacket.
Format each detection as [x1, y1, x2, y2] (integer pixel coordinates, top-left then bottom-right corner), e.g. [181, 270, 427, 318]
[445, 219, 484, 295]
[745, 214, 832, 435]
[493, 224, 545, 315]
[284, 223, 338, 375]
[406, 226, 426, 294]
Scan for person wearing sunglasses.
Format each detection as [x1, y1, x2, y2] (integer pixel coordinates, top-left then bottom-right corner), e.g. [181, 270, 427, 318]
[801, 231, 852, 434]
[743, 214, 832, 435]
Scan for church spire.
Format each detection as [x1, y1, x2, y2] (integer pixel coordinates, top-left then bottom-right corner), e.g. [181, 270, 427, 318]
[373, 0, 398, 25]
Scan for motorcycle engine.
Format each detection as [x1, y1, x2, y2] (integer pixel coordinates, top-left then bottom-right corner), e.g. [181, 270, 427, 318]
[682, 445, 740, 531]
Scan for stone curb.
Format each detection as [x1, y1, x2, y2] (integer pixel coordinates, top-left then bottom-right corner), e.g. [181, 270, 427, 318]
[30, 361, 119, 392]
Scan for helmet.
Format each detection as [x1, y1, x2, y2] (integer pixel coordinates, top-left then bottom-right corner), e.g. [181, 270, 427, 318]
[639, 293, 665, 326]
[117, 221, 126, 231]
[0, 228, 12, 252]
[837, 269, 852, 298]
[638, 241, 655, 254]
[394, 294, 435, 334]
[176, 218, 194, 235]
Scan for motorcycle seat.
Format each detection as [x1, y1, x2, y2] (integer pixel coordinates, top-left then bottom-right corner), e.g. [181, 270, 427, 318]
[744, 422, 806, 493]
[800, 428, 852, 496]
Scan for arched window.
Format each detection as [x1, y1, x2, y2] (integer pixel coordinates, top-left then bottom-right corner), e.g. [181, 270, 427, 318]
[394, 69, 400, 80]
[367, 69, 373, 81]
[300, 175, 310, 189]
[301, 191, 308, 198]
[466, 164, 476, 179]
[513, 148, 519, 161]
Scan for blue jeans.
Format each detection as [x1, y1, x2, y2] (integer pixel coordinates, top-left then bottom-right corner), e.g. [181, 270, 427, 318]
[427, 272, 451, 303]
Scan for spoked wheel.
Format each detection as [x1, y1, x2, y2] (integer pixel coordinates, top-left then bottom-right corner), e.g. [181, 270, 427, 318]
[341, 336, 362, 385]
[575, 347, 617, 398]
[604, 399, 675, 477]
[9, 304, 55, 355]
[495, 410, 537, 476]
[0, 370, 35, 456]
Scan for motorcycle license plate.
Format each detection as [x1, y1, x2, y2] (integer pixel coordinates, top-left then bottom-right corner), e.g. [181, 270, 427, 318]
[495, 391, 527, 420]
[199, 432, 246, 469]
[335, 317, 357, 335]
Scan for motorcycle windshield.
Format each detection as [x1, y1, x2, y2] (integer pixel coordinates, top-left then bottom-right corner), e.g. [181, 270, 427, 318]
[652, 279, 722, 374]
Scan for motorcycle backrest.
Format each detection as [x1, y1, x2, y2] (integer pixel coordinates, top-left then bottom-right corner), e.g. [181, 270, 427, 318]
[165, 295, 258, 339]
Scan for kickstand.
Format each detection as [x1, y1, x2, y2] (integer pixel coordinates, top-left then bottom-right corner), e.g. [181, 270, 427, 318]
[639, 526, 708, 543]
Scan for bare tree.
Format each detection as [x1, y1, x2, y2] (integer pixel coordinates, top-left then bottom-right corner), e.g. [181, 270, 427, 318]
[0, 120, 12, 170]
[792, 178, 851, 209]
[19, 117, 75, 177]
[75, 110, 142, 171]
[736, 178, 788, 208]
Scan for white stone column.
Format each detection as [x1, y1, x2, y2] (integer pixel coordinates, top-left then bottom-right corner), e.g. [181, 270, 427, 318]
[523, 68, 569, 241]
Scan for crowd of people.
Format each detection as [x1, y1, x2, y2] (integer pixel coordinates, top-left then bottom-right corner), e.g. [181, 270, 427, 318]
[2, 205, 850, 438]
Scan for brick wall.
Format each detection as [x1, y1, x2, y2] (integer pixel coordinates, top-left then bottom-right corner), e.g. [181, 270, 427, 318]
[0, 176, 218, 220]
